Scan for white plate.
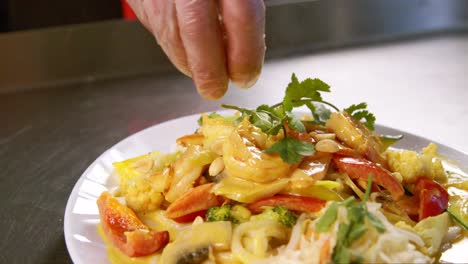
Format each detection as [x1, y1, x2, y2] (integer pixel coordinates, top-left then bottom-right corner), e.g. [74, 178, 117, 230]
[64, 112, 468, 264]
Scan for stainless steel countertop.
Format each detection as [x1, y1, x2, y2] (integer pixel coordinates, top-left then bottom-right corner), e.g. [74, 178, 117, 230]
[1, 33, 467, 263]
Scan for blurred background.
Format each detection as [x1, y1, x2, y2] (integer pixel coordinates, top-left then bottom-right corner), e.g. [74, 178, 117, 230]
[1, 1, 468, 263]
[0, 0, 125, 32]
[1, 0, 468, 93]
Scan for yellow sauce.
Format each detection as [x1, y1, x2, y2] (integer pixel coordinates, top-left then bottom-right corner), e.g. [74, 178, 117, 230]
[439, 161, 468, 263]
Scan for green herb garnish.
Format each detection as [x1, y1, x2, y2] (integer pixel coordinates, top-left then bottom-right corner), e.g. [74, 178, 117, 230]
[316, 175, 386, 264]
[218, 73, 376, 164]
[446, 208, 468, 230]
[379, 134, 404, 150]
[264, 137, 315, 164]
[197, 112, 238, 126]
[344, 102, 376, 131]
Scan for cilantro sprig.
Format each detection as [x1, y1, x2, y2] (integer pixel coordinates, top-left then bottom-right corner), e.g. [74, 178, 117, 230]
[344, 103, 376, 130]
[316, 175, 386, 264]
[264, 137, 315, 164]
[218, 73, 376, 164]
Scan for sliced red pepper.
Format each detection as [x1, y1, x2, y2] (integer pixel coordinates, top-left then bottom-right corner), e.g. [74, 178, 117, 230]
[247, 194, 326, 214]
[165, 183, 223, 220]
[333, 156, 404, 200]
[397, 177, 449, 221]
[97, 192, 169, 257]
[413, 177, 449, 220]
[172, 210, 208, 223]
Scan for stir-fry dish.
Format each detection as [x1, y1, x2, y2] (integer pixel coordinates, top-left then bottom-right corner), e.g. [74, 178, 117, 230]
[96, 74, 467, 264]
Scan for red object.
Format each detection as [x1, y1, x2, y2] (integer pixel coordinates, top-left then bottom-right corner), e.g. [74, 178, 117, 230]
[413, 177, 449, 220]
[165, 183, 223, 220]
[97, 192, 169, 257]
[121, 0, 137, 20]
[333, 156, 405, 200]
[173, 210, 208, 223]
[397, 177, 449, 221]
[247, 194, 326, 214]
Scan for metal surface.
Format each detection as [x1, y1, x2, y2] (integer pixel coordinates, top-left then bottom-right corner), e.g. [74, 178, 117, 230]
[1, 33, 468, 263]
[1, 0, 468, 93]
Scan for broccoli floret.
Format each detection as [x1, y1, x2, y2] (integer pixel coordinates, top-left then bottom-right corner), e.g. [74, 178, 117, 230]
[252, 206, 297, 227]
[206, 204, 232, 222]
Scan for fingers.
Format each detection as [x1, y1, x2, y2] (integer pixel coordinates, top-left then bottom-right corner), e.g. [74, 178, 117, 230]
[219, 0, 266, 88]
[128, 0, 190, 77]
[128, 0, 266, 99]
[126, 0, 151, 32]
[175, 0, 229, 100]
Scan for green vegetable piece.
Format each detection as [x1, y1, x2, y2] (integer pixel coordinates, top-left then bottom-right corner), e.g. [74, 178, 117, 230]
[305, 101, 331, 125]
[282, 73, 335, 112]
[342, 196, 356, 207]
[347, 224, 368, 242]
[333, 244, 351, 264]
[286, 111, 306, 132]
[264, 138, 315, 164]
[337, 222, 351, 244]
[379, 134, 404, 150]
[221, 104, 282, 135]
[316, 202, 339, 233]
[344, 102, 376, 131]
[206, 204, 232, 222]
[366, 212, 386, 233]
[363, 174, 374, 203]
[446, 208, 468, 230]
[253, 206, 297, 228]
[221, 73, 378, 166]
[250, 111, 274, 132]
[197, 112, 223, 126]
[347, 206, 365, 224]
[333, 223, 352, 264]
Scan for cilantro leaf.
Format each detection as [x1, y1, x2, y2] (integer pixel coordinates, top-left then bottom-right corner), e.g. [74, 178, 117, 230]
[285, 112, 306, 132]
[305, 101, 331, 125]
[282, 73, 331, 112]
[250, 111, 274, 132]
[221, 104, 282, 135]
[256, 104, 272, 112]
[344, 102, 367, 113]
[264, 138, 315, 163]
[344, 102, 376, 131]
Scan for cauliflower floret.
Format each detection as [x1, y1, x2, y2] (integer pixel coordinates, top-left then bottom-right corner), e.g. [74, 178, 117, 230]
[386, 143, 447, 184]
[123, 182, 164, 213]
[114, 151, 179, 212]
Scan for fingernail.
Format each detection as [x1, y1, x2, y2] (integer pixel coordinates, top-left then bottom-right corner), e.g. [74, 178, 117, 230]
[197, 82, 228, 100]
[177, 65, 192, 77]
[233, 72, 261, 89]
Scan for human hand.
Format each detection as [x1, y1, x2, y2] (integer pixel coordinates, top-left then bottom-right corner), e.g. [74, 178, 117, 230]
[127, 0, 266, 100]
